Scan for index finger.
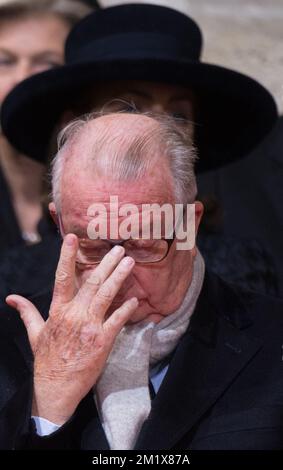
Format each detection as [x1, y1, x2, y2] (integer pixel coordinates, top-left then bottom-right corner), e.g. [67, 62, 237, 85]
[51, 234, 78, 308]
[74, 245, 125, 308]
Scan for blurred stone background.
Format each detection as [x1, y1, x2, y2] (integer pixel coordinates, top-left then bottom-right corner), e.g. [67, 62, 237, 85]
[100, 0, 283, 113]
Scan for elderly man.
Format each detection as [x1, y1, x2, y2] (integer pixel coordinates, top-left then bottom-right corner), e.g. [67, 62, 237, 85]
[1, 111, 283, 451]
[1, 3, 280, 299]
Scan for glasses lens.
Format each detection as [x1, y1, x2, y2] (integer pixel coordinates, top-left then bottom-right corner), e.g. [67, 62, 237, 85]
[76, 239, 111, 265]
[75, 238, 170, 267]
[124, 239, 169, 263]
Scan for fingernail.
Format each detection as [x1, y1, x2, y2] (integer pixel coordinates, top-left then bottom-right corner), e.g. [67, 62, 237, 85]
[66, 234, 75, 246]
[130, 297, 138, 306]
[112, 245, 124, 255]
[6, 296, 17, 308]
[122, 256, 135, 266]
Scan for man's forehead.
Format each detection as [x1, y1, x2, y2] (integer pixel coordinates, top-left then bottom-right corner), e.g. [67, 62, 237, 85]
[62, 146, 174, 207]
[62, 178, 175, 212]
[61, 176, 175, 235]
[62, 203, 177, 239]
[60, 112, 176, 232]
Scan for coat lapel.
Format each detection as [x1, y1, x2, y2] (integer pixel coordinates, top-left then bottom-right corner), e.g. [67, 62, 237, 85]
[134, 273, 263, 450]
[81, 413, 110, 450]
[73, 392, 110, 450]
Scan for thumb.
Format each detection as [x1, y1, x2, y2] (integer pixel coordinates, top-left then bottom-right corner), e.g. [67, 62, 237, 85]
[6, 295, 45, 353]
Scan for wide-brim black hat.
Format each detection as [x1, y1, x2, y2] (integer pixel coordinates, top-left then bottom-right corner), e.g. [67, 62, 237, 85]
[0, 3, 278, 171]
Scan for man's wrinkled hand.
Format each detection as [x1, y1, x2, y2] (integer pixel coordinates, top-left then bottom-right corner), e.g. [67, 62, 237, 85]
[6, 234, 138, 425]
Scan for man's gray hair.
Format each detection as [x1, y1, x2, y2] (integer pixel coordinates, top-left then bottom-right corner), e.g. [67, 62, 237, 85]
[51, 110, 198, 211]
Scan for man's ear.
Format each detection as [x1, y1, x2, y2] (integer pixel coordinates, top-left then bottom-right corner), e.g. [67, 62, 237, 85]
[49, 202, 58, 226]
[194, 201, 204, 236]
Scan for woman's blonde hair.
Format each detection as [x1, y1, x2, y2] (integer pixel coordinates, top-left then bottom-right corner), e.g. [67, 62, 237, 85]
[0, 0, 93, 27]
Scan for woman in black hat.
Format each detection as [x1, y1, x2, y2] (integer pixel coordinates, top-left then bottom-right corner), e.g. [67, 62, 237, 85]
[1, 3, 277, 167]
[0, 3, 279, 295]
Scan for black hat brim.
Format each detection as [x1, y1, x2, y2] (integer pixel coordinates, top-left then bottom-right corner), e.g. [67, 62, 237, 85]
[1, 58, 278, 172]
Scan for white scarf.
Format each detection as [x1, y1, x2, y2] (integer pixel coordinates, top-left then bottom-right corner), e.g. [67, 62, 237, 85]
[95, 251, 205, 450]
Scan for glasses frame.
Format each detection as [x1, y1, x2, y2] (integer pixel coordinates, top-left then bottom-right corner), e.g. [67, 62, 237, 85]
[57, 212, 180, 265]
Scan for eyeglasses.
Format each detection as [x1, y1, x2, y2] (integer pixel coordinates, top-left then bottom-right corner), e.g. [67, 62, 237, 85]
[58, 214, 176, 266]
[75, 237, 176, 267]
